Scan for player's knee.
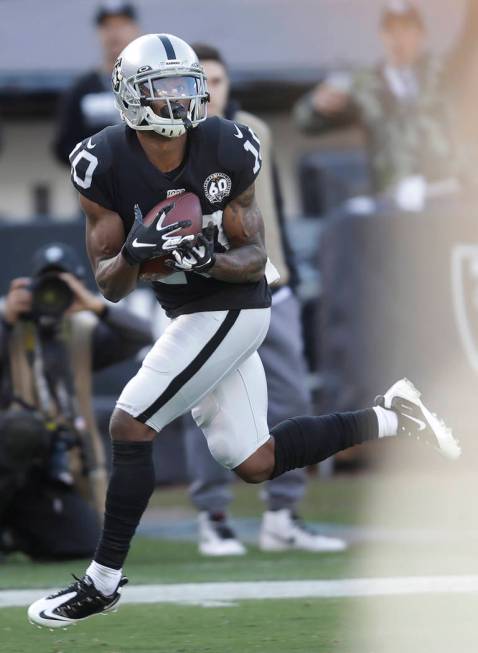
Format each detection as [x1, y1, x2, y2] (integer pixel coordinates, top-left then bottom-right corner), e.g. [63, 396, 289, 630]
[109, 408, 155, 442]
[206, 433, 239, 470]
[234, 439, 275, 484]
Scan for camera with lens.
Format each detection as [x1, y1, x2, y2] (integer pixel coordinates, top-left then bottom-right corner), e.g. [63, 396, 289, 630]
[27, 242, 86, 320]
[30, 272, 74, 319]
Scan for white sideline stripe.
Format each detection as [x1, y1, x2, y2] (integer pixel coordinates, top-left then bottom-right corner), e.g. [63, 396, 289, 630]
[2, 576, 478, 608]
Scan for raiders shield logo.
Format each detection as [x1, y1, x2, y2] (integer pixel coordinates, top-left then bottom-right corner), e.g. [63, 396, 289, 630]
[451, 244, 478, 373]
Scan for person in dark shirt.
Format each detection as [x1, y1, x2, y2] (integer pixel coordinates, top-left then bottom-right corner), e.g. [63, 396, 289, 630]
[0, 241, 152, 561]
[53, 2, 140, 165]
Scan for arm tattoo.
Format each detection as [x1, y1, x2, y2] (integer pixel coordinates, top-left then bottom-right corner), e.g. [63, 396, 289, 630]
[209, 183, 267, 283]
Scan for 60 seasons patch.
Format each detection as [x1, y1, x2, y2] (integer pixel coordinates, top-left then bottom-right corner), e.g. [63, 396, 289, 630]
[204, 172, 232, 203]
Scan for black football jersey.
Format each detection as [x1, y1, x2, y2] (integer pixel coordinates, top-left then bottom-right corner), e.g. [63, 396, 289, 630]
[69, 117, 271, 317]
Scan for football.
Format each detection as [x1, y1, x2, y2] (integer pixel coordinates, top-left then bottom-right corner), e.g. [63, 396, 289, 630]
[138, 192, 203, 281]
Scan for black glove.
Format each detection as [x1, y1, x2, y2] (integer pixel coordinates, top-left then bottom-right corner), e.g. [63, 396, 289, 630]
[121, 204, 192, 266]
[167, 222, 216, 273]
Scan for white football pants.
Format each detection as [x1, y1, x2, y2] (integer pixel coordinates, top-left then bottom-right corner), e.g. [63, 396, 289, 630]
[116, 308, 271, 469]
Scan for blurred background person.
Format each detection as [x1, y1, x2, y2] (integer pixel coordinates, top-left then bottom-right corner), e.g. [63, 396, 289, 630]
[444, 0, 478, 191]
[183, 43, 346, 556]
[0, 242, 152, 560]
[53, 1, 140, 166]
[293, 0, 456, 202]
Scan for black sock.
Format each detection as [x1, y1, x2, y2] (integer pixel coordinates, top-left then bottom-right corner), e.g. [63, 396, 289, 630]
[270, 409, 378, 479]
[95, 440, 155, 570]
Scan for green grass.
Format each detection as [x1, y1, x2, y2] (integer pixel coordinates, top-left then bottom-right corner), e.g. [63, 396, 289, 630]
[149, 473, 366, 525]
[0, 600, 345, 653]
[2, 472, 478, 652]
[2, 595, 478, 653]
[0, 539, 355, 590]
[3, 537, 478, 591]
[2, 471, 478, 590]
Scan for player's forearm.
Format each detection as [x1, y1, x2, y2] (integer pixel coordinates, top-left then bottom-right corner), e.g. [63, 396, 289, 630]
[208, 245, 267, 284]
[95, 254, 138, 302]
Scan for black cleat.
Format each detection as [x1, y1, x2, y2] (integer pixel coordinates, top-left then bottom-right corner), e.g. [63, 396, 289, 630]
[27, 574, 128, 629]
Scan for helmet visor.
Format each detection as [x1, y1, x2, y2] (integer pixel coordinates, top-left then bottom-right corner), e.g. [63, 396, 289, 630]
[137, 75, 199, 101]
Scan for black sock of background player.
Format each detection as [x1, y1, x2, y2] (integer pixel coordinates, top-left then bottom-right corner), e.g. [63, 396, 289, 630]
[270, 409, 378, 479]
[94, 440, 155, 570]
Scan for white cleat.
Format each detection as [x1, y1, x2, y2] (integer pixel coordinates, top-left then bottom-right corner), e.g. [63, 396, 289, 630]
[27, 574, 127, 629]
[377, 378, 461, 460]
[259, 509, 347, 553]
[198, 512, 246, 556]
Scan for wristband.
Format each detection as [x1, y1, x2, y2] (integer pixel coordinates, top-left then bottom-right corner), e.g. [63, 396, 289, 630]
[121, 244, 139, 267]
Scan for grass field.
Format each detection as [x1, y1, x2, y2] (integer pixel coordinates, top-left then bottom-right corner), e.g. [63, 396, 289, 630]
[3, 595, 478, 653]
[2, 471, 477, 653]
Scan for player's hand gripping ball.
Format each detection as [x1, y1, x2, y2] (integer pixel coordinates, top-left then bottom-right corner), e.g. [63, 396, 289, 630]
[167, 222, 216, 273]
[124, 192, 204, 280]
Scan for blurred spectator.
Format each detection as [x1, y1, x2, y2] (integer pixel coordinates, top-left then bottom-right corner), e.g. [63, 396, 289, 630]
[182, 43, 346, 556]
[0, 242, 152, 560]
[444, 0, 478, 190]
[53, 2, 140, 165]
[294, 1, 456, 197]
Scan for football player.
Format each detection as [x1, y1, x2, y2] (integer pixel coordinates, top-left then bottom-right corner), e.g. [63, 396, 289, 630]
[28, 33, 460, 628]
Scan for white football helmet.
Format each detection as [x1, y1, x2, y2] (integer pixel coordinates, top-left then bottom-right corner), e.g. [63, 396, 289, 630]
[112, 33, 209, 138]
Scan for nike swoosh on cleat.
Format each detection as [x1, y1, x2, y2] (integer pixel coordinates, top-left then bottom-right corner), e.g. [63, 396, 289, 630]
[86, 138, 96, 150]
[38, 609, 70, 622]
[263, 532, 295, 545]
[132, 238, 156, 248]
[402, 414, 427, 431]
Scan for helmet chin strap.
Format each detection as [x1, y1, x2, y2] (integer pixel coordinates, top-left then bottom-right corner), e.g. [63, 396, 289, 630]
[170, 103, 193, 131]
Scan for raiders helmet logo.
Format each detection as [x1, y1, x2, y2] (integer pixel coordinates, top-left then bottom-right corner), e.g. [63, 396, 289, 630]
[204, 172, 232, 204]
[452, 244, 478, 373]
[112, 58, 123, 93]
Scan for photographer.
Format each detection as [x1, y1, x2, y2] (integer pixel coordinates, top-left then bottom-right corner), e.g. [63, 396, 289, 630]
[0, 242, 153, 560]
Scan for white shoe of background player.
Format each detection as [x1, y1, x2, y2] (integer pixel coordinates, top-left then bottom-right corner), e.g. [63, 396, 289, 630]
[198, 512, 246, 556]
[259, 509, 347, 552]
[376, 377, 461, 460]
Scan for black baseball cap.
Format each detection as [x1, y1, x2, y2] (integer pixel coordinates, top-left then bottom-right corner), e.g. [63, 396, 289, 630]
[31, 243, 85, 279]
[94, 1, 137, 26]
[381, 1, 424, 30]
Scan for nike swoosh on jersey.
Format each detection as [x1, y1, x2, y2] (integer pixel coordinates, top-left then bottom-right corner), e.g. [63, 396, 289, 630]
[233, 124, 243, 139]
[86, 138, 96, 150]
[402, 414, 427, 431]
[132, 238, 156, 248]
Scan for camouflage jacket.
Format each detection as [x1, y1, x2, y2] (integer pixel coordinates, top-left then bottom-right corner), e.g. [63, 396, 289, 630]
[294, 55, 456, 192]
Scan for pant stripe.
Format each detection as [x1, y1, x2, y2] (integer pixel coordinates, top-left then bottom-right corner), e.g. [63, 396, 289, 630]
[137, 309, 241, 423]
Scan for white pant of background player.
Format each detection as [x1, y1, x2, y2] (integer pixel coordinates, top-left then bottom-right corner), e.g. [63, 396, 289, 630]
[117, 308, 271, 469]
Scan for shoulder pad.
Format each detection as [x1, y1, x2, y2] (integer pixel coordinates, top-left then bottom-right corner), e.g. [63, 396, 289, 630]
[216, 118, 262, 199]
[69, 127, 113, 176]
[69, 127, 116, 209]
[234, 110, 271, 147]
